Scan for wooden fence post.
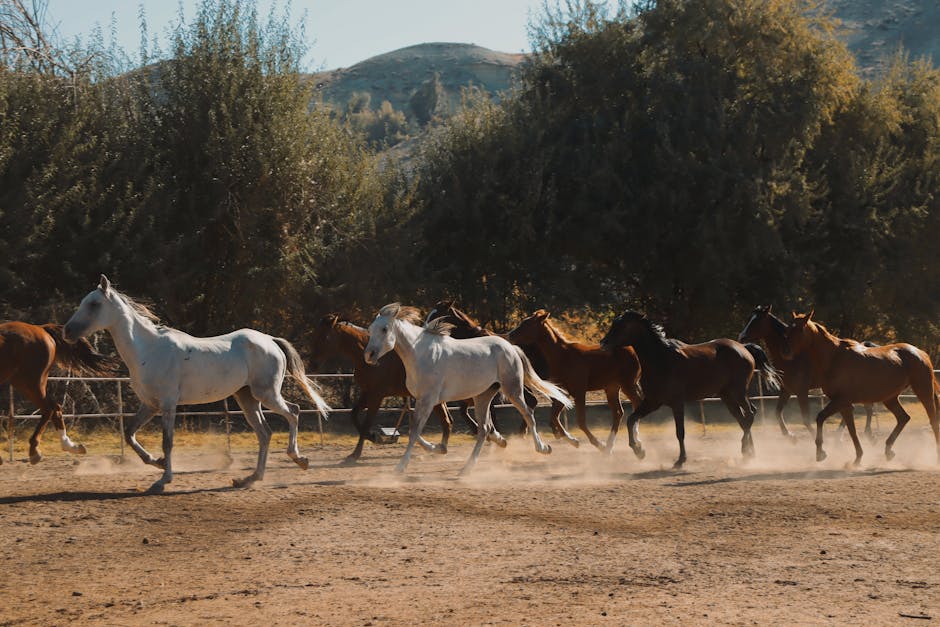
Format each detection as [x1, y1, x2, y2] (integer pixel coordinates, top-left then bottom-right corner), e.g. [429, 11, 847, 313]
[8, 384, 13, 462]
[117, 380, 125, 459]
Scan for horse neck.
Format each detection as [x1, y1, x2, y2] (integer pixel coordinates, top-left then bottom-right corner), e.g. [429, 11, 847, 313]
[803, 322, 840, 371]
[532, 323, 570, 367]
[105, 301, 161, 369]
[334, 324, 369, 366]
[390, 319, 423, 375]
[628, 332, 672, 371]
[761, 315, 791, 363]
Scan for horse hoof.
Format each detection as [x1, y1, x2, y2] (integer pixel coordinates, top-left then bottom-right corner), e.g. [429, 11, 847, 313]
[816, 450, 827, 462]
[29, 451, 42, 465]
[436, 445, 448, 455]
[787, 434, 799, 445]
[74, 443, 87, 455]
[151, 457, 166, 470]
[232, 476, 256, 488]
[294, 456, 309, 470]
[495, 438, 508, 449]
[394, 464, 407, 474]
[146, 482, 166, 494]
[632, 446, 646, 460]
[340, 455, 360, 466]
[885, 449, 896, 462]
[539, 444, 552, 455]
[672, 459, 685, 469]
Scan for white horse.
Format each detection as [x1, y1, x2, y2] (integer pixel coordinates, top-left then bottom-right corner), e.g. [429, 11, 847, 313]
[364, 303, 572, 475]
[63, 275, 330, 493]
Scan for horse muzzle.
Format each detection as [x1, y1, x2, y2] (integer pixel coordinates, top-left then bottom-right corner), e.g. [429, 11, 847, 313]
[62, 322, 82, 344]
[363, 350, 379, 366]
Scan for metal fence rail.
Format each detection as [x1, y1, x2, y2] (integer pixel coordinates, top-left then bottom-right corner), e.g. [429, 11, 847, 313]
[4, 372, 939, 461]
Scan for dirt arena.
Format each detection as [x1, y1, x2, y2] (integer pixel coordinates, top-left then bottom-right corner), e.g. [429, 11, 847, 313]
[2, 422, 939, 625]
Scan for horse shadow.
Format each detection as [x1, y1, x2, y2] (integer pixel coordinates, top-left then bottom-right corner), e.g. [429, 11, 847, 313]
[667, 467, 910, 488]
[0, 484, 239, 505]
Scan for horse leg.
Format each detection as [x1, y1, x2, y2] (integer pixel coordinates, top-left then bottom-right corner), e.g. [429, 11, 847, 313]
[504, 387, 550, 456]
[908, 371, 940, 462]
[882, 397, 911, 462]
[625, 398, 659, 460]
[863, 403, 875, 442]
[148, 402, 178, 493]
[232, 387, 271, 487]
[124, 404, 161, 467]
[797, 391, 815, 437]
[257, 389, 308, 470]
[434, 404, 451, 455]
[840, 406, 863, 467]
[603, 388, 625, 455]
[460, 388, 501, 476]
[459, 400, 479, 435]
[343, 396, 371, 464]
[549, 397, 579, 447]
[774, 389, 796, 441]
[668, 403, 688, 468]
[396, 398, 435, 474]
[814, 398, 846, 462]
[720, 393, 754, 460]
[17, 382, 53, 464]
[573, 391, 604, 451]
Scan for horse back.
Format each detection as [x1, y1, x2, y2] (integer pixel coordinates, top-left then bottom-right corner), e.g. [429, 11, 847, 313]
[670, 338, 754, 400]
[0, 321, 56, 382]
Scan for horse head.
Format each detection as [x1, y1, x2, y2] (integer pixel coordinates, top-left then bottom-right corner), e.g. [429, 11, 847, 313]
[738, 304, 773, 343]
[63, 275, 123, 343]
[600, 310, 648, 349]
[365, 303, 422, 365]
[508, 310, 551, 346]
[781, 310, 815, 359]
[308, 313, 343, 371]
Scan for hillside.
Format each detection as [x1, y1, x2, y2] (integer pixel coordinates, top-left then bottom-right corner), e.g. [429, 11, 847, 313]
[828, 0, 939, 75]
[309, 42, 525, 117]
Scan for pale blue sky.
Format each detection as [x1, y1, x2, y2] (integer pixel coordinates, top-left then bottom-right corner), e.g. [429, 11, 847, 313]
[45, 0, 545, 70]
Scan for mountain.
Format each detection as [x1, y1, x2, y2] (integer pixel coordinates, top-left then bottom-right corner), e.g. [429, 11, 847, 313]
[309, 42, 525, 117]
[828, 0, 940, 76]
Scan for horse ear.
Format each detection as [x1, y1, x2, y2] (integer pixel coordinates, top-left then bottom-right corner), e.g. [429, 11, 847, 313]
[98, 274, 111, 295]
[807, 309, 814, 322]
[790, 311, 798, 321]
[766, 304, 773, 313]
[535, 309, 550, 320]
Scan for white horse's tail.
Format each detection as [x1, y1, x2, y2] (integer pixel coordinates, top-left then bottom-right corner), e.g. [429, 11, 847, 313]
[274, 337, 331, 416]
[514, 346, 573, 409]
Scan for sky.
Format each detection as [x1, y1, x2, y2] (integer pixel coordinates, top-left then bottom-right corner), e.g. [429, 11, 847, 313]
[45, 0, 545, 70]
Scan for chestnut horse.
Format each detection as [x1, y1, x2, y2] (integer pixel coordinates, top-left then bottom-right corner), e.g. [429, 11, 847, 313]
[738, 305, 876, 440]
[600, 311, 780, 467]
[782, 311, 939, 465]
[508, 310, 642, 453]
[308, 314, 452, 463]
[0, 321, 117, 464]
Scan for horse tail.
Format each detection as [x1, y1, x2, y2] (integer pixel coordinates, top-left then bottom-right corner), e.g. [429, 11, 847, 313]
[744, 343, 781, 392]
[274, 337, 331, 417]
[513, 346, 573, 409]
[42, 324, 119, 376]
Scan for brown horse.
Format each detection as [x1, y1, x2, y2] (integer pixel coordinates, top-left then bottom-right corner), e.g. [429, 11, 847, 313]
[0, 321, 117, 464]
[600, 311, 780, 467]
[507, 310, 642, 453]
[738, 305, 876, 440]
[782, 311, 939, 465]
[308, 314, 452, 463]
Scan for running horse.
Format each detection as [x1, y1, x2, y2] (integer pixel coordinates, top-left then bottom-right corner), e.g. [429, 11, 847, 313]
[600, 311, 780, 467]
[782, 310, 939, 465]
[508, 310, 642, 453]
[308, 314, 452, 463]
[365, 303, 571, 475]
[63, 275, 330, 492]
[738, 305, 876, 440]
[0, 321, 117, 464]
[424, 300, 553, 436]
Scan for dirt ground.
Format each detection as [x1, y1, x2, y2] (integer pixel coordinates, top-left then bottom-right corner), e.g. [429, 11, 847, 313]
[2, 422, 940, 626]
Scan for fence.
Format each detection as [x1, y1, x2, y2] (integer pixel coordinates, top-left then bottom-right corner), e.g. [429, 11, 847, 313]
[4, 373, 938, 461]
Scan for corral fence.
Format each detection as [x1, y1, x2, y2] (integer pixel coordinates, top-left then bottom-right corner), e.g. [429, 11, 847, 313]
[3, 372, 938, 461]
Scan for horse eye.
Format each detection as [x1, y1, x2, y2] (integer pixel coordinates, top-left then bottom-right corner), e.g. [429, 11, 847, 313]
[90, 302, 100, 309]
[382, 326, 388, 334]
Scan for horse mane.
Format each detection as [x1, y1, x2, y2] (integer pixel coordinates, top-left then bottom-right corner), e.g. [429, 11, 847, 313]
[539, 314, 570, 343]
[115, 290, 162, 325]
[424, 318, 454, 336]
[378, 303, 424, 326]
[619, 310, 682, 350]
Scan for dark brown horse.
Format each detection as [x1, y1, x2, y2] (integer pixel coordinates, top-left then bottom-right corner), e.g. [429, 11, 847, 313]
[0, 321, 117, 464]
[738, 305, 876, 440]
[308, 314, 452, 463]
[600, 311, 780, 467]
[508, 310, 642, 453]
[424, 300, 551, 436]
[782, 311, 939, 465]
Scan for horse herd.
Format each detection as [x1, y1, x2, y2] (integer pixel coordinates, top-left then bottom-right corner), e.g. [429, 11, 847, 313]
[1, 275, 938, 493]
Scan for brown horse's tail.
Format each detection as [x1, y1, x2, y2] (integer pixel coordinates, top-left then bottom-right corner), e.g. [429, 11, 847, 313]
[42, 324, 119, 376]
[273, 337, 331, 417]
[743, 343, 782, 391]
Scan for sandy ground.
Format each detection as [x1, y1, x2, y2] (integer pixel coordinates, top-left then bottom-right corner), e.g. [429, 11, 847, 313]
[2, 422, 940, 626]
